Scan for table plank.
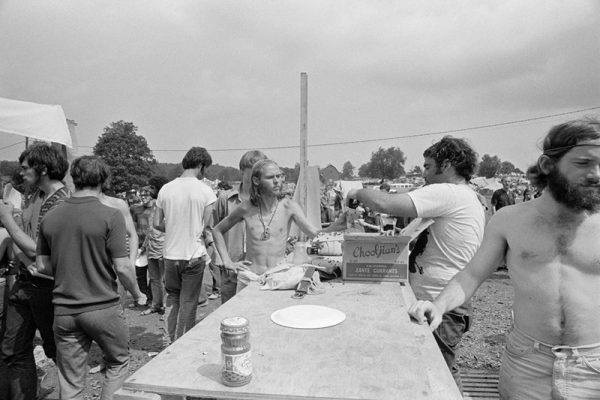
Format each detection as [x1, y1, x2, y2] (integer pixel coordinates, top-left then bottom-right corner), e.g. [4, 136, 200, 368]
[123, 281, 461, 400]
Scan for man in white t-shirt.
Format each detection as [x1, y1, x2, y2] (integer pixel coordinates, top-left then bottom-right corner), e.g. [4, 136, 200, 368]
[154, 147, 217, 343]
[347, 136, 485, 391]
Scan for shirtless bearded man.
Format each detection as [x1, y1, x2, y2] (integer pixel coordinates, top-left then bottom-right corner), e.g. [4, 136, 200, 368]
[409, 118, 600, 399]
[212, 159, 319, 287]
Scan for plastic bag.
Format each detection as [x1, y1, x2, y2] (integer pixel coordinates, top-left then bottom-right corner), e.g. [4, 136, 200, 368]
[260, 263, 322, 293]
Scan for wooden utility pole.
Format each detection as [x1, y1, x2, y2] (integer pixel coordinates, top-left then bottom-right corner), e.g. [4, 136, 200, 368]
[300, 72, 308, 171]
[299, 72, 308, 219]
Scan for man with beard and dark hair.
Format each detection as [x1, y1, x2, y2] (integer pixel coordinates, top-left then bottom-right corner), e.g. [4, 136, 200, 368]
[0, 143, 69, 400]
[409, 117, 600, 399]
[346, 136, 485, 391]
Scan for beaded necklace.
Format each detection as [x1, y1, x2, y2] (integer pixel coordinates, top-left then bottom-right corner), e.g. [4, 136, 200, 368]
[258, 199, 280, 240]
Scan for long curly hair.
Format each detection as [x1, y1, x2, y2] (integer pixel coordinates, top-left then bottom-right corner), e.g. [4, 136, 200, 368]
[423, 136, 478, 181]
[528, 117, 600, 190]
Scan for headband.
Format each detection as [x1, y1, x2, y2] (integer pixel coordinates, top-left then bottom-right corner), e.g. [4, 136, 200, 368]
[543, 143, 600, 157]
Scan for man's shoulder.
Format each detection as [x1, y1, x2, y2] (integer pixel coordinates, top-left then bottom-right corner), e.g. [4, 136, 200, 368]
[411, 182, 465, 197]
[280, 197, 302, 212]
[494, 198, 533, 219]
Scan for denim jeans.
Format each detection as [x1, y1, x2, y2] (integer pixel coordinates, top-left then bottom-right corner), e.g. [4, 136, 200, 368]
[433, 309, 470, 392]
[135, 265, 151, 303]
[219, 267, 237, 304]
[53, 303, 129, 400]
[147, 258, 165, 310]
[499, 325, 600, 400]
[164, 258, 206, 342]
[208, 262, 220, 294]
[0, 277, 55, 400]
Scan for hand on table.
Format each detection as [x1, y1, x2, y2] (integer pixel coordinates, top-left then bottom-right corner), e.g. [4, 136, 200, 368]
[408, 300, 443, 331]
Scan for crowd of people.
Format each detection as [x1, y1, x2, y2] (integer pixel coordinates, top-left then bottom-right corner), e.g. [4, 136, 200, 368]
[1, 117, 600, 399]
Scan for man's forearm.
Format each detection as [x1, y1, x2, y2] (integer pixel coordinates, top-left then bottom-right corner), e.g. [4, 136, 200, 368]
[212, 228, 235, 268]
[2, 216, 36, 258]
[350, 189, 417, 218]
[128, 234, 139, 266]
[433, 272, 481, 313]
[115, 264, 140, 297]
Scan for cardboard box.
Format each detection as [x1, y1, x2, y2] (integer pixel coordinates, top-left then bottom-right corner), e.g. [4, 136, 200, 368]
[342, 218, 433, 282]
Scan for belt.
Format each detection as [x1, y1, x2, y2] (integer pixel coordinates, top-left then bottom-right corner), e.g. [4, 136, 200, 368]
[189, 255, 208, 265]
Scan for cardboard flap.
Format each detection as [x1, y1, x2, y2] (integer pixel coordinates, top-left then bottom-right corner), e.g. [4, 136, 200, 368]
[399, 218, 434, 239]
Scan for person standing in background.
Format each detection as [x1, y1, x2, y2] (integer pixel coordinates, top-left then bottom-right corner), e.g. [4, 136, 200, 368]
[208, 150, 267, 304]
[0, 143, 69, 400]
[139, 177, 168, 316]
[35, 155, 141, 400]
[153, 147, 216, 343]
[491, 177, 515, 213]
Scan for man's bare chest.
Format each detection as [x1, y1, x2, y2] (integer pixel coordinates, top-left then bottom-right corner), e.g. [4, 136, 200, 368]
[508, 219, 600, 275]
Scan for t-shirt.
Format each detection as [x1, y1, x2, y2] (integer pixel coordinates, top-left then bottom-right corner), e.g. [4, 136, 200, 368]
[141, 203, 165, 259]
[213, 188, 245, 264]
[38, 196, 129, 315]
[156, 177, 217, 260]
[407, 183, 485, 302]
[17, 186, 69, 281]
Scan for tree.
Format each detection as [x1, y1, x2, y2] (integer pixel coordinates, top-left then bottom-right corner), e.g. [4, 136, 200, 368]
[0, 160, 20, 178]
[278, 163, 300, 183]
[407, 165, 423, 176]
[357, 147, 406, 180]
[153, 162, 182, 181]
[93, 120, 156, 193]
[341, 161, 355, 179]
[205, 164, 242, 182]
[498, 161, 524, 175]
[478, 154, 502, 178]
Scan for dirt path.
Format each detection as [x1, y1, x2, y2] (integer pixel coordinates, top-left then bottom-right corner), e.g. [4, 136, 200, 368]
[38, 270, 222, 400]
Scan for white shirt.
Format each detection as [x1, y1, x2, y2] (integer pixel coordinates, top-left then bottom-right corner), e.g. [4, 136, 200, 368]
[156, 177, 217, 260]
[407, 183, 485, 301]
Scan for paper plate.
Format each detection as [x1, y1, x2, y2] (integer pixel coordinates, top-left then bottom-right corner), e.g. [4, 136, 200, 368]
[271, 305, 346, 329]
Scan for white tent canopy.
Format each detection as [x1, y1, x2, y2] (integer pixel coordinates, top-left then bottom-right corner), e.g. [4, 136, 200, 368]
[0, 97, 72, 147]
[471, 177, 502, 191]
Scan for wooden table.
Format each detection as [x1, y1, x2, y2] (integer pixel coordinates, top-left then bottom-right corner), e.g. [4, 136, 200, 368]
[116, 281, 462, 400]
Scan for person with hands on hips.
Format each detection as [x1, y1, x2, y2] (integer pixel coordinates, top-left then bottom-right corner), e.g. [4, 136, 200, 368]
[212, 159, 320, 292]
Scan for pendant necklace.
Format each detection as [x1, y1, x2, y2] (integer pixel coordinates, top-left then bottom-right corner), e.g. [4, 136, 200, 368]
[258, 199, 280, 240]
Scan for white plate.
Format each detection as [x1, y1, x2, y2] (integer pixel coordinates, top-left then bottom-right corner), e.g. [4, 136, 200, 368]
[270, 305, 346, 329]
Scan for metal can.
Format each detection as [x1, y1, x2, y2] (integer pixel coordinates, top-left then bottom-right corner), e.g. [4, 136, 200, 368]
[220, 316, 252, 387]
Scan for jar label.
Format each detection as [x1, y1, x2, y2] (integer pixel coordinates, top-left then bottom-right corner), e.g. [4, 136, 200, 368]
[222, 351, 252, 376]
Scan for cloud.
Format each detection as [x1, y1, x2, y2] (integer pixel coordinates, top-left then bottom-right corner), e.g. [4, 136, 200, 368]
[0, 0, 598, 170]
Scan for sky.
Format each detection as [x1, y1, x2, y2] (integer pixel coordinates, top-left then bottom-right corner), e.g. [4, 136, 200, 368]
[0, 0, 599, 172]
